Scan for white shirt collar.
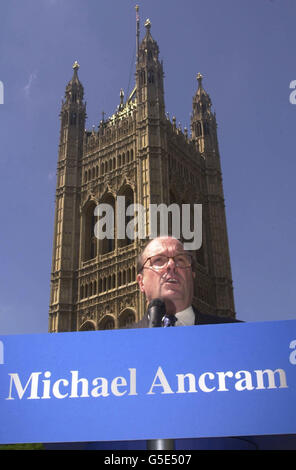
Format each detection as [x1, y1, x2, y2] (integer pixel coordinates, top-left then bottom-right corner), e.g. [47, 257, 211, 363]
[175, 305, 195, 326]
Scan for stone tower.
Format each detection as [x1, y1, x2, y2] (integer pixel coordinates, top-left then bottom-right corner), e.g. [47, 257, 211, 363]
[49, 18, 235, 333]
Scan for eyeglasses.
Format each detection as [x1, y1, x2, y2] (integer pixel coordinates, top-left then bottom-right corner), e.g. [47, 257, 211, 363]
[141, 254, 193, 271]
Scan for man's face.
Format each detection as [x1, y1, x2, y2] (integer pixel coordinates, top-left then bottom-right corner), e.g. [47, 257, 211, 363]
[137, 237, 195, 315]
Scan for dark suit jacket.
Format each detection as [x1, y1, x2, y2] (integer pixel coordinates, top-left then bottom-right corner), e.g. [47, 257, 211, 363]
[129, 306, 241, 329]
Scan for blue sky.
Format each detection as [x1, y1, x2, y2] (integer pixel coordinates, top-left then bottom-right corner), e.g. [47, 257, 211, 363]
[0, 0, 295, 334]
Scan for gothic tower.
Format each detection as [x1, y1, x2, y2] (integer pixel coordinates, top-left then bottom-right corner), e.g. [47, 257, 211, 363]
[49, 17, 235, 333]
[49, 62, 86, 332]
[191, 73, 235, 316]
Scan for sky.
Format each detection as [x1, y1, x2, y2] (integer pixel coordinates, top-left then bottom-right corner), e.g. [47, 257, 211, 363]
[0, 0, 295, 334]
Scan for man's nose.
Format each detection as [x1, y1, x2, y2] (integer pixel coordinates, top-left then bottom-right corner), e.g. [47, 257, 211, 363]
[166, 257, 177, 272]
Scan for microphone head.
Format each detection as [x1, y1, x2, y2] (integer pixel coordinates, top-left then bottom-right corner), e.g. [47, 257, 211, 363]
[147, 298, 166, 328]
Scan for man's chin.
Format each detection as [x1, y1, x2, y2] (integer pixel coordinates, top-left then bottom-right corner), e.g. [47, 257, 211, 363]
[161, 284, 182, 296]
[161, 290, 182, 307]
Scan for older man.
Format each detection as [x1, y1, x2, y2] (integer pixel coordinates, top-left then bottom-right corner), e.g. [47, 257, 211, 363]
[135, 236, 239, 327]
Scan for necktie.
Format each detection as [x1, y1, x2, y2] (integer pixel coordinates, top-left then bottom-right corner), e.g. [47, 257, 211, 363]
[162, 315, 177, 327]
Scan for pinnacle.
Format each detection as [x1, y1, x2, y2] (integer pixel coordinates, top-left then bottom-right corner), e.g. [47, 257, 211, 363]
[72, 60, 80, 71]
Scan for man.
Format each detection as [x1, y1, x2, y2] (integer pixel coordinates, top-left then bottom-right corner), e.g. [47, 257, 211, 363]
[135, 236, 239, 327]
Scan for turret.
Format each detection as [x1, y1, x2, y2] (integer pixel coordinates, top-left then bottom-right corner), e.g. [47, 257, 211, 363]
[191, 73, 218, 156]
[59, 61, 86, 159]
[136, 19, 165, 121]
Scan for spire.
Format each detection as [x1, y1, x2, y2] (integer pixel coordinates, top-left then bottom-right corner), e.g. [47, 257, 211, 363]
[143, 18, 156, 45]
[191, 73, 216, 152]
[68, 61, 81, 86]
[196, 72, 203, 89]
[59, 61, 86, 137]
[144, 18, 151, 32]
[193, 72, 212, 115]
[136, 14, 165, 121]
[73, 60, 80, 71]
[65, 61, 84, 103]
[71, 60, 80, 81]
[138, 17, 159, 60]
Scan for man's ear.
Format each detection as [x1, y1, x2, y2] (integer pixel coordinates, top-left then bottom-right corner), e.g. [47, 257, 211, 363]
[192, 271, 196, 279]
[137, 273, 145, 293]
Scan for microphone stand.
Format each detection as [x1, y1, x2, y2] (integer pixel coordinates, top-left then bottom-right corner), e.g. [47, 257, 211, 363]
[146, 299, 175, 451]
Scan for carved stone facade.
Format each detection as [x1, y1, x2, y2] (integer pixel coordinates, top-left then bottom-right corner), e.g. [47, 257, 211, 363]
[49, 22, 236, 333]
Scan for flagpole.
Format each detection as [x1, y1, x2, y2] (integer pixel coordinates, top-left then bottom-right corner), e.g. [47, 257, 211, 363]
[135, 5, 140, 64]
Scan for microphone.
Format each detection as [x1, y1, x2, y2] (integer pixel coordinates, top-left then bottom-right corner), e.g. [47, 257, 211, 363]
[147, 298, 166, 328]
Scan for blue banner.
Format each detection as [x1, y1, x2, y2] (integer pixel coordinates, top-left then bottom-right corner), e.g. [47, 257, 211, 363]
[0, 320, 296, 444]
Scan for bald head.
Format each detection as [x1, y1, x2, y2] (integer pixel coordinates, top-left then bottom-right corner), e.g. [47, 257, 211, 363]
[137, 236, 195, 315]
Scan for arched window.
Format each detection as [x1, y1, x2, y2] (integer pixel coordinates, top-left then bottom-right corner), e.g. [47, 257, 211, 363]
[79, 321, 96, 331]
[118, 309, 135, 328]
[148, 70, 154, 84]
[99, 193, 115, 254]
[83, 202, 97, 261]
[196, 121, 202, 137]
[99, 315, 115, 330]
[117, 186, 134, 247]
[140, 69, 146, 85]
